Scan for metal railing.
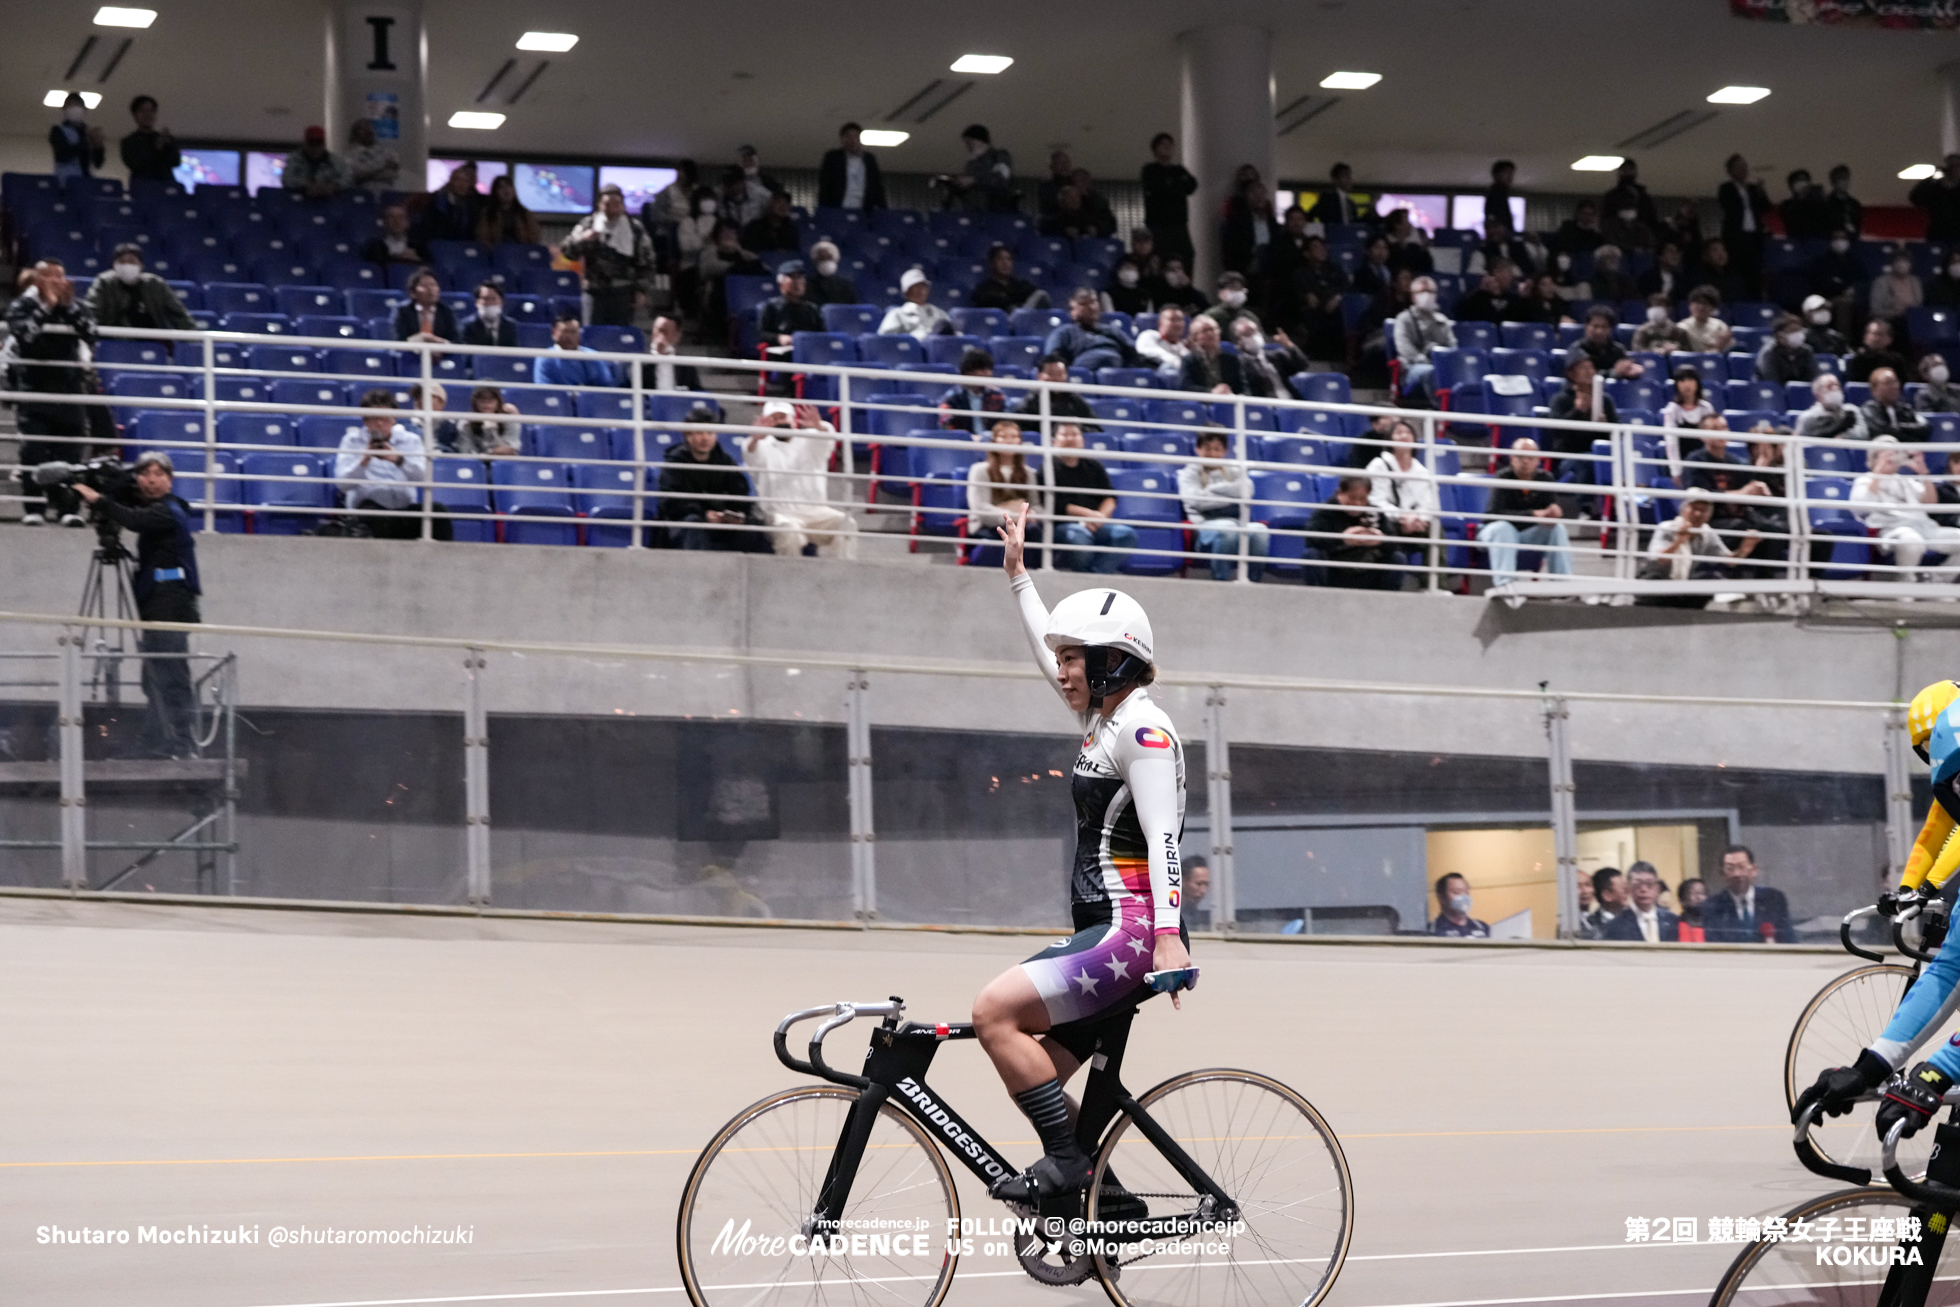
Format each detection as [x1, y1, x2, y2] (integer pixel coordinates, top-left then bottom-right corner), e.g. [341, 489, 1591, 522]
[3, 325, 1957, 601]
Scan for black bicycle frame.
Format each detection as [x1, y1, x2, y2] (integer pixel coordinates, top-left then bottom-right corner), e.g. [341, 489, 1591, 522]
[784, 1000, 1235, 1228]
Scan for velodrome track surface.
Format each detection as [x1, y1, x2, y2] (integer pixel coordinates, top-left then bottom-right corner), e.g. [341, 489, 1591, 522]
[0, 893, 1862, 1307]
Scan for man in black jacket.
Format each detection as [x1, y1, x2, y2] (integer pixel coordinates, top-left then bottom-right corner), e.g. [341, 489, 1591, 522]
[757, 261, 824, 361]
[1318, 163, 1364, 227]
[1179, 316, 1247, 394]
[1717, 154, 1773, 297]
[1911, 155, 1960, 244]
[73, 452, 201, 757]
[657, 406, 771, 552]
[1140, 133, 1198, 271]
[817, 123, 887, 211]
[393, 270, 457, 343]
[7, 260, 97, 525]
[1305, 475, 1401, 589]
[460, 280, 517, 348]
[967, 244, 1045, 312]
[119, 95, 180, 183]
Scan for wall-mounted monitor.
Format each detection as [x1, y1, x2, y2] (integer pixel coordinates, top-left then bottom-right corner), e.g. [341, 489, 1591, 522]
[513, 162, 595, 214]
[1449, 195, 1525, 237]
[426, 158, 509, 194]
[172, 148, 240, 192]
[243, 150, 291, 195]
[598, 165, 678, 213]
[1371, 193, 1450, 235]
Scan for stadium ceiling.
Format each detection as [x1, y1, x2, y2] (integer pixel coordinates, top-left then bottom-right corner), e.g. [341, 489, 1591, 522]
[3, 0, 1957, 201]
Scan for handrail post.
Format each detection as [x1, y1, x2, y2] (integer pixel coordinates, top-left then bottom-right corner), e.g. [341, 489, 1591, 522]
[846, 669, 877, 924]
[1204, 685, 1235, 932]
[1234, 396, 1250, 583]
[419, 345, 436, 542]
[1884, 705, 1915, 884]
[1543, 689, 1579, 938]
[1035, 384, 1050, 570]
[463, 648, 491, 906]
[58, 629, 86, 891]
[201, 334, 217, 534]
[630, 351, 648, 548]
[1789, 431, 1811, 585]
[1423, 412, 1441, 591]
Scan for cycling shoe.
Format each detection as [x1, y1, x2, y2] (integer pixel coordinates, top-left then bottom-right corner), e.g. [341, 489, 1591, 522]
[989, 1151, 1093, 1203]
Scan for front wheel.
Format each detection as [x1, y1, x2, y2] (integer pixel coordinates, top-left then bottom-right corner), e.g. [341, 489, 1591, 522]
[1787, 964, 1944, 1179]
[1706, 1187, 1953, 1305]
[1087, 1068, 1353, 1307]
[675, 1086, 960, 1307]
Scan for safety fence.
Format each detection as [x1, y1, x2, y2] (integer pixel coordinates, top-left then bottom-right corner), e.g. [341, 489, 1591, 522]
[0, 608, 1911, 942]
[3, 325, 1959, 598]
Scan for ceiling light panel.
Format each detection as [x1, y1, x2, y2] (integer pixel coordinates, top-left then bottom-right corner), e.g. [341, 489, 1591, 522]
[1707, 86, 1770, 105]
[1319, 71, 1381, 90]
[858, 129, 910, 147]
[1570, 155, 1624, 171]
[516, 32, 578, 52]
[950, 54, 1013, 74]
[94, 6, 157, 27]
[448, 111, 505, 129]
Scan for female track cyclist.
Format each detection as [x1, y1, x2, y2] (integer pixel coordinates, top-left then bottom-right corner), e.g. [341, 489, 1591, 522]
[972, 502, 1192, 1205]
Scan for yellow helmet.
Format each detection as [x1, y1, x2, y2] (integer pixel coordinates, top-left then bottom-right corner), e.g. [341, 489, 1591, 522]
[1909, 680, 1960, 751]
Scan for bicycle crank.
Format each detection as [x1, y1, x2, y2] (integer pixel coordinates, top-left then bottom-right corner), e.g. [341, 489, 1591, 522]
[1012, 1211, 1096, 1286]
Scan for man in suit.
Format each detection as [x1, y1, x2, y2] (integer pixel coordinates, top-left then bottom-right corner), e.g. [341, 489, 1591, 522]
[1179, 315, 1247, 393]
[459, 280, 516, 349]
[817, 123, 887, 212]
[1602, 863, 1682, 942]
[1319, 162, 1364, 228]
[1701, 843, 1795, 943]
[393, 269, 457, 343]
[1717, 154, 1773, 299]
[1582, 866, 1625, 939]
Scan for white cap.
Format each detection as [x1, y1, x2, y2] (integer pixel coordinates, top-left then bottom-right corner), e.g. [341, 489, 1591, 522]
[1802, 294, 1828, 313]
[760, 399, 796, 421]
[900, 267, 930, 292]
[1044, 588, 1154, 663]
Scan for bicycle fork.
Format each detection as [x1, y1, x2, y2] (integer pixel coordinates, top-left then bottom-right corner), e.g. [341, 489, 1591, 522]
[1878, 1118, 1960, 1307]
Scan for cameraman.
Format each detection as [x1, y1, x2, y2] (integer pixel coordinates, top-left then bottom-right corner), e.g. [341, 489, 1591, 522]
[7, 258, 98, 526]
[73, 452, 200, 759]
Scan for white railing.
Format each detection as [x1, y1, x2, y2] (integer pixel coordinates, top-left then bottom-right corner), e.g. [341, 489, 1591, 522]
[3, 325, 1956, 602]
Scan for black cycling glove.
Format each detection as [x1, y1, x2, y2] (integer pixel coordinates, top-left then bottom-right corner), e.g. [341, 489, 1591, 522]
[1876, 1062, 1954, 1141]
[1793, 1048, 1893, 1124]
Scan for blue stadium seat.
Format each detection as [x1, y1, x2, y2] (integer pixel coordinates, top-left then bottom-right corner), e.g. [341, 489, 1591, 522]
[318, 259, 383, 291]
[250, 258, 316, 288]
[107, 373, 194, 424]
[292, 313, 363, 340]
[1287, 372, 1352, 405]
[582, 324, 644, 354]
[1723, 379, 1782, 411]
[950, 307, 1009, 339]
[1454, 322, 1499, 351]
[568, 462, 647, 547]
[204, 282, 275, 316]
[272, 379, 347, 413]
[247, 344, 320, 374]
[1479, 376, 1539, 446]
[243, 451, 331, 534]
[506, 387, 574, 423]
[217, 414, 295, 449]
[820, 303, 880, 336]
[1486, 348, 1551, 384]
[1109, 468, 1186, 576]
[926, 334, 985, 367]
[430, 459, 497, 543]
[1097, 368, 1158, 390]
[1803, 442, 1867, 477]
[1674, 351, 1729, 386]
[575, 391, 643, 424]
[220, 312, 292, 335]
[1011, 307, 1068, 338]
[128, 410, 207, 454]
[473, 354, 532, 385]
[1122, 430, 1194, 463]
[296, 414, 363, 449]
[1606, 377, 1667, 411]
[324, 348, 396, 383]
[1144, 399, 1208, 433]
[1083, 397, 1140, 426]
[274, 286, 341, 319]
[1429, 348, 1488, 398]
[850, 333, 917, 368]
[1910, 306, 1960, 351]
[988, 336, 1043, 372]
[169, 448, 245, 533]
[491, 460, 580, 545]
[1262, 435, 1325, 468]
[1499, 322, 1556, 350]
[522, 268, 582, 298]
[534, 423, 618, 462]
[491, 243, 553, 280]
[95, 338, 173, 370]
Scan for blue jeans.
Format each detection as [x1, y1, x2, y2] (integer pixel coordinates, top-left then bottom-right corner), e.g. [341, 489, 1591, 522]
[1481, 520, 1572, 585]
[1400, 360, 1436, 401]
[1195, 520, 1269, 581]
[1055, 520, 1137, 573]
[1071, 346, 1125, 373]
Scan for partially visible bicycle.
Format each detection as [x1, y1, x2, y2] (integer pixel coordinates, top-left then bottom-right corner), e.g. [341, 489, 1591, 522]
[675, 992, 1353, 1307]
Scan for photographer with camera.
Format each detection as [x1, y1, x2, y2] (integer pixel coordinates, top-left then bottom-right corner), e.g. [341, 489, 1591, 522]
[71, 452, 200, 759]
[8, 258, 98, 526]
[333, 388, 447, 540]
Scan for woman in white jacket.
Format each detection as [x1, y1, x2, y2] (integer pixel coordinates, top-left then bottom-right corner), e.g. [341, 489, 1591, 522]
[1364, 417, 1438, 539]
[967, 418, 1045, 565]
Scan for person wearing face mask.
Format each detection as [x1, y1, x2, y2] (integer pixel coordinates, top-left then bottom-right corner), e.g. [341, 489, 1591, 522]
[1231, 317, 1307, 399]
[459, 280, 517, 349]
[946, 123, 1017, 213]
[1601, 158, 1660, 235]
[1631, 293, 1691, 353]
[1869, 250, 1925, 329]
[1201, 271, 1260, 337]
[1779, 169, 1830, 242]
[1809, 226, 1863, 306]
[1599, 194, 1657, 254]
[1150, 258, 1209, 312]
[1105, 257, 1152, 315]
[802, 240, 859, 307]
[727, 146, 781, 228]
[1390, 275, 1456, 406]
[674, 186, 719, 320]
[49, 93, 105, 181]
[1428, 874, 1490, 938]
[84, 244, 193, 331]
[1800, 293, 1849, 356]
[1553, 200, 1606, 256]
[1917, 353, 1960, 415]
[1753, 313, 1818, 386]
[8, 260, 99, 526]
[1794, 373, 1869, 445]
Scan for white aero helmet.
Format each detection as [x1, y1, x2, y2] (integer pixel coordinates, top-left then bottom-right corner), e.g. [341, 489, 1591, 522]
[1045, 589, 1154, 703]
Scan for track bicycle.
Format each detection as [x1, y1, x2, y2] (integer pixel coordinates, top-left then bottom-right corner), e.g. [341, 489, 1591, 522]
[675, 990, 1353, 1307]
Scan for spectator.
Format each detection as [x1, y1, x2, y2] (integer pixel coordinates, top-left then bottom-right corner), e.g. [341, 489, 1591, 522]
[746, 400, 857, 559]
[476, 174, 541, 247]
[1754, 314, 1818, 385]
[1068, 167, 1118, 240]
[562, 184, 656, 328]
[1429, 872, 1491, 938]
[1918, 354, 1960, 414]
[1571, 307, 1643, 378]
[641, 315, 703, 393]
[6, 260, 96, 525]
[1454, 263, 1521, 325]
[1636, 239, 1687, 300]
[1677, 877, 1708, 940]
[421, 161, 481, 243]
[1305, 474, 1401, 589]
[1485, 159, 1517, 228]
[817, 122, 887, 211]
[1554, 201, 1606, 255]
[1381, 208, 1434, 276]
[85, 244, 193, 331]
[1513, 273, 1568, 327]
[1105, 257, 1152, 315]
[1910, 154, 1960, 245]
[1741, 424, 1793, 564]
[1126, 226, 1163, 280]
[392, 269, 455, 343]
[1801, 293, 1851, 356]
[1677, 286, 1734, 354]
[757, 260, 823, 363]
[674, 184, 718, 314]
[659, 404, 770, 552]
[699, 221, 764, 340]
[740, 190, 801, 253]
[1575, 868, 1598, 924]
[1718, 153, 1772, 296]
[1701, 844, 1795, 943]
[1587, 244, 1637, 304]
[1794, 372, 1868, 444]
[1365, 417, 1439, 543]
[1602, 158, 1660, 234]
[1545, 354, 1618, 485]
[1044, 288, 1136, 372]
[1863, 368, 1929, 443]
[1182, 857, 1212, 930]
[1179, 426, 1268, 581]
[1179, 315, 1246, 394]
[1135, 306, 1191, 380]
[344, 118, 399, 193]
[643, 159, 697, 260]
[1931, 252, 1960, 310]
[1601, 863, 1682, 943]
[1050, 422, 1136, 574]
[1141, 133, 1199, 271]
[1356, 270, 1415, 390]
[406, 382, 460, 455]
[938, 346, 1008, 434]
[1693, 239, 1749, 304]
[1639, 489, 1758, 592]
[361, 203, 427, 269]
[1474, 215, 1542, 280]
[1869, 249, 1925, 329]
[334, 389, 441, 539]
[879, 268, 952, 340]
[451, 386, 520, 457]
[1584, 867, 1626, 937]
[946, 123, 1016, 212]
[1016, 354, 1097, 426]
[1809, 228, 1863, 312]
[1233, 318, 1307, 399]
[1483, 439, 1574, 587]
[1680, 419, 1770, 544]
[281, 124, 347, 199]
[804, 240, 860, 307]
[1318, 162, 1364, 227]
[1847, 318, 1910, 384]
[1825, 164, 1863, 236]
[460, 281, 517, 348]
[1153, 259, 1209, 311]
[1203, 271, 1260, 337]
[726, 145, 782, 228]
[968, 243, 1045, 312]
[118, 94, 178, 183]
[1037, 150, 1075, 220]
[966, 418, 1043, 549]
[533, 310, 619, 388]
[1659, 363, 1716, 476]
[1391, 275, 1456, 405]
[1282, 233, 1350, 355]
[1220, 181, 1277, 278]
[1779, 168, 1829, 241]
[1632, 293, 1692, 353]
[1853, 437, 1960, 583]
[1351, 236, 1394, 296]
[1347, 413, 1398, 469]
[49, 93, 105, 181]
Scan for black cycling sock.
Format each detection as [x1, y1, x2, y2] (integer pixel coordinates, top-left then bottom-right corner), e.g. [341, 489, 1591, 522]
[1014, 1079, 1085, 1163]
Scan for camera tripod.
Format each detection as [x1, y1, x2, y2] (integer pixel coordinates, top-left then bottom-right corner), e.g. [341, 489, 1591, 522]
[76, 516, 139, 704]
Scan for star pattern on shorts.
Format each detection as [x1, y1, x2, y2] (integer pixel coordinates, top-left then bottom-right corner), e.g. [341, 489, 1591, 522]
[1126, 937, 1150, 957]
[1073, 969, 1101, 996]
[1106, 957, 1131, 982]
